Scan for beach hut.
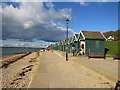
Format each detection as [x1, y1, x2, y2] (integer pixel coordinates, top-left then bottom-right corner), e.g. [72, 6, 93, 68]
[72, 34, 79, 52]
[47, 45, 51, 50]
[60, 40, 63, 51]
[64, 39, 67, 52]
[59, 41, 63, 51]
[68, 37, 74, 52]
[64, 37, 74, 53]
[58, 41, 61, 51]
[61, 40, 65, 51]
[67, 38, 71, 52]
[78, 31, 106, 54]
[53, 43, 59, 50]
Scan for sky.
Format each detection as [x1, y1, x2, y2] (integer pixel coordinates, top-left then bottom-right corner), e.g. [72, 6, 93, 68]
[0, 2, 118, 48]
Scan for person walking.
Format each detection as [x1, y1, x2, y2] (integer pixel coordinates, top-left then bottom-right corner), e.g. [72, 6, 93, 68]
[72, 45, 75, 56]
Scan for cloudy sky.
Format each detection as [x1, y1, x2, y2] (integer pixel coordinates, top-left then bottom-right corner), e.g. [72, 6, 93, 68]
[0, 1, 118, 48]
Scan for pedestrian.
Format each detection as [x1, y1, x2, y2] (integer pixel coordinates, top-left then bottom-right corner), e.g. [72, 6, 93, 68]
[72, 45, 75, 56]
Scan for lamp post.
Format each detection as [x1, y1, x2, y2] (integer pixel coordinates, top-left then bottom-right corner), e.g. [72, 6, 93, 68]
[66, 19, 69, 61]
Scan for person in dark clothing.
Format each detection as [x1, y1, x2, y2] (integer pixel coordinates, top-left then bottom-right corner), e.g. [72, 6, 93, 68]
[72, 45, 75, 56]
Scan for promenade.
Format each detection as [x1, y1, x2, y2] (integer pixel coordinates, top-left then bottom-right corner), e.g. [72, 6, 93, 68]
[56, 51, 119, 83]
[30, 51, 115, 88]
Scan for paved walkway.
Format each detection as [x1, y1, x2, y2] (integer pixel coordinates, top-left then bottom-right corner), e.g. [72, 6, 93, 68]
[56, 51, 119, 83]
[30, 51, 115, 88]
[73, 57, 119, 82]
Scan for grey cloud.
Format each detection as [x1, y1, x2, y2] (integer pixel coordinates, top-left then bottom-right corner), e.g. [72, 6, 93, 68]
[2, 2, 74, 42]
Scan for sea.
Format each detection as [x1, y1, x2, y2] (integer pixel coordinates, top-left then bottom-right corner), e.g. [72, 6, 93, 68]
[0, 47, 45, 57]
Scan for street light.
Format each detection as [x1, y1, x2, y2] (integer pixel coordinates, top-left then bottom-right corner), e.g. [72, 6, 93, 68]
[66, 19, 69, 61]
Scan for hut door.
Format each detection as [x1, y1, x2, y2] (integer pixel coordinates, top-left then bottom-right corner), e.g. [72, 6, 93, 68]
[80, 41, 85, 53]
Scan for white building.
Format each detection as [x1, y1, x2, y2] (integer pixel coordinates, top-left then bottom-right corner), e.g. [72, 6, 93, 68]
[107, 36, 115, 41]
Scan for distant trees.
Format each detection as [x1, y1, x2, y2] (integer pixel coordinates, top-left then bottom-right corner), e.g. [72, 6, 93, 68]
[115, 29, 120, 40]
[103, 29, 120, 41]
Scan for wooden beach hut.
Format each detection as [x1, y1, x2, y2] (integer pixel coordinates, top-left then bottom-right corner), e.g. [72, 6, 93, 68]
[64, 39, 67, 52]
[53, 43, 59, 50]
[72, 34, 79, 52]
[62, 40, 66, 52]
[58, 41, 62, 51]
[68, 37, 74, 52]
[67, 37, 72, 52]
[78, 31, 106, 55]
[60, 40, 64, 51]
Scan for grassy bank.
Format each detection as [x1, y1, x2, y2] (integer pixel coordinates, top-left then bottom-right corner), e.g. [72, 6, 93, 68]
[105, 41, 120, 55]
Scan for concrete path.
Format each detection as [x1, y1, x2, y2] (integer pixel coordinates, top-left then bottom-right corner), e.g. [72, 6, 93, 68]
[73, 57, 119, 83]
[56, 51, 119, 83]
[30, 51, 115, 88]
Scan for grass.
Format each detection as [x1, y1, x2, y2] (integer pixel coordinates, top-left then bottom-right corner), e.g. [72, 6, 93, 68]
[105, 41, 120, 55]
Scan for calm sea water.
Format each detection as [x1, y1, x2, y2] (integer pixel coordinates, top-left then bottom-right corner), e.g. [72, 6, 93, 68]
[0, 47, 45, 57]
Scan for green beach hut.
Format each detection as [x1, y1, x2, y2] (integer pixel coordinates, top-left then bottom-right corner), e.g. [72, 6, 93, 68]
[58, 41, 62, 51]
[72, 34, 79, 52]
[62, 40, 66, 52]
[60, 40, 64, 51]
[78, 31, 106, 54]
[53, 43, 59, 50]
[67, 37, 72, 52]
[68, 37, 74, 53]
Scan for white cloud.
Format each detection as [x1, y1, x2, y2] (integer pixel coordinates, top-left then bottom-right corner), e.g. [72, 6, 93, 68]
[0, 43, 12, 47]
[80, 2, 86, 5]
[45, 2, 54, 8]
[2, 2, 74, 42]
[96, 0, 109, 2]
[2, 39, 56, 48]
[14, 43, 29, 47]
[79, 0, 88, 6]
[2, 0, 119, 2]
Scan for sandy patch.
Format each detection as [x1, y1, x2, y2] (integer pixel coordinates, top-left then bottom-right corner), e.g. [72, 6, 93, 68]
[1, 51, 42, 88]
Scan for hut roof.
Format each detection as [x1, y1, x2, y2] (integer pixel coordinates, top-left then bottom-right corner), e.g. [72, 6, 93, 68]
[75, 34, 79, 39]
[81, 31, 105, 40]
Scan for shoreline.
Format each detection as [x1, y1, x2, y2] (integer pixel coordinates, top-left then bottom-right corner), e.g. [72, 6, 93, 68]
[0, 47, 44, 58]
[0, 53, 22, 60]
[1, 52, 36, 59]
[1, 52, 31, 60]
[0, 49, 43, 59]
[1, 52, 32, 68]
